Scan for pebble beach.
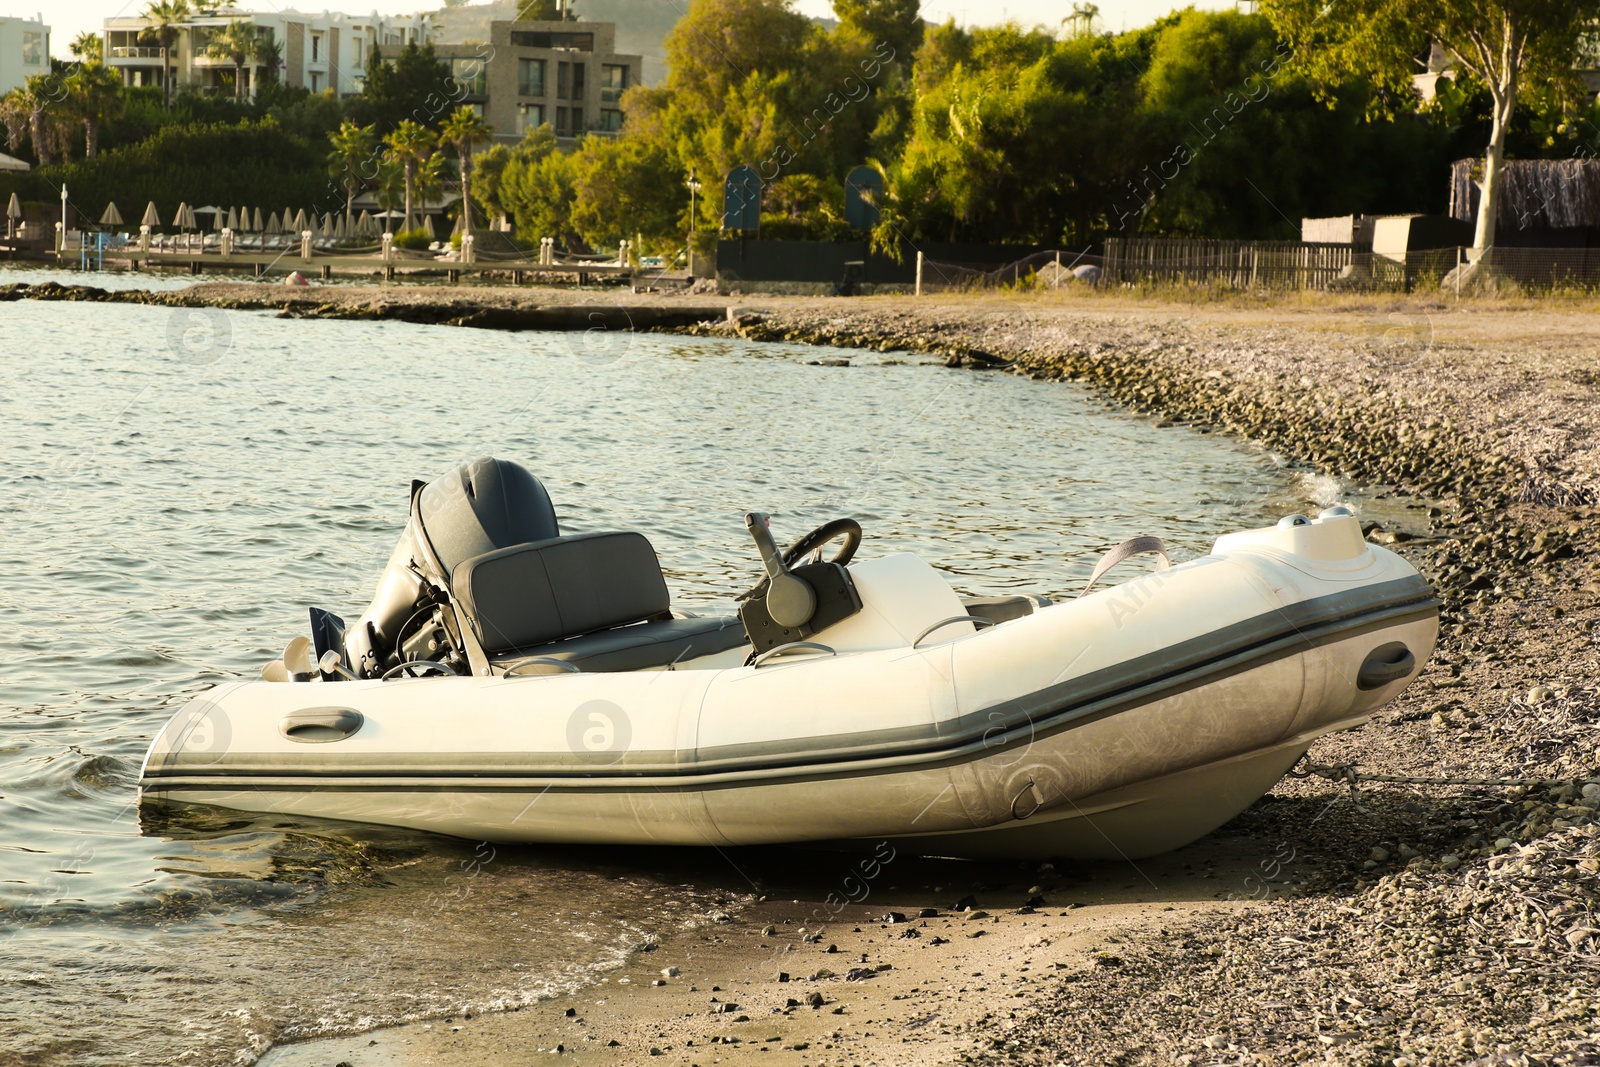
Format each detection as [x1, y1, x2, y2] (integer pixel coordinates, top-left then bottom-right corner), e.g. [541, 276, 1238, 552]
[12, 278, 1600, 1065]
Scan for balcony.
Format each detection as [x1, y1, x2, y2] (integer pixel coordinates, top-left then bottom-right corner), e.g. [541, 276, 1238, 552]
[109, 46, 165, 59]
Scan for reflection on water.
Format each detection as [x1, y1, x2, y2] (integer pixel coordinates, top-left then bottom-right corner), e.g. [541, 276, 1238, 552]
[0, 270, 1350, 1064]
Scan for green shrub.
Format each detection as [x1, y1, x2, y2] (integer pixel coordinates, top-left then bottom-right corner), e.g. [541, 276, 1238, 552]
[391, 227, 433, 250]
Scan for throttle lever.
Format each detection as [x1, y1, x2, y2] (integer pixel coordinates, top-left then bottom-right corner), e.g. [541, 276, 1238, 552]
[743, 512, 816, 628]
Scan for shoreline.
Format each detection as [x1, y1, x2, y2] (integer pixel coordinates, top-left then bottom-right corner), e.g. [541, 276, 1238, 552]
[19, 279, 1600, 1063]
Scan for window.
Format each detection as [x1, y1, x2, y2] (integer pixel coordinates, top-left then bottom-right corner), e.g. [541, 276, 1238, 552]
[312, 35, 321, 61]
[572, 62, 585, 98]
[571, 105, 583, 132]
[517, 57, 545, 97]
[555, 106, 568, 135]
[557, 61, 569, 99]
[508, 30, 593, 50]
[354, 38, 363, 62]
[598, 108, 622, 132]
[601, 64, 627, 103]
[21, 31, 42, 66]
[310, 71, 320, 92]
[517, 103, 544, 134]
[452, 57, 486, 96]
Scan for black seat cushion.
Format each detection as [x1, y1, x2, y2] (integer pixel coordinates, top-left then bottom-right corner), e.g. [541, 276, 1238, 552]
[494, 615, 747, 673]
[454, 531, 671, 654]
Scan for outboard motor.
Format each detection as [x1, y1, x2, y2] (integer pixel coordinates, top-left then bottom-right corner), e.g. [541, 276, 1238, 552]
[328, 458, 559, 678]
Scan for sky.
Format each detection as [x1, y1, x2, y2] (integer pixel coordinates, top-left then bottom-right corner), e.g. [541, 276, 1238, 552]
[10, 0, 1242, 61]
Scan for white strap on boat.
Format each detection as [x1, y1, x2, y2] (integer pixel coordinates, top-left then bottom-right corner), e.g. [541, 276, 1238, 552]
[1078, 536, 1172, 597]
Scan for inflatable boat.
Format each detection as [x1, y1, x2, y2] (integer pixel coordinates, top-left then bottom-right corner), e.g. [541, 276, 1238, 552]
[140, 458, 1438, 859]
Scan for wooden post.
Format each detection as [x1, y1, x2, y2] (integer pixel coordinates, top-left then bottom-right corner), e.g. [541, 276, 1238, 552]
[915, 250, 924, 296]
[1053, 249, 1060, 288]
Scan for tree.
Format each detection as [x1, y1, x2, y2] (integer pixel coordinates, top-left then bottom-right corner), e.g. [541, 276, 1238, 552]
[439, 105, 492, 235]
[256, 37, 283, 86]
[328, 119, 378, 228]
[473, 122, 555, 222]
[70, 32, 105, 65]
[0, 75, 70, 166]
[206, 20, 261, 102]
[516, 0, 567, 19]
[142, 0, 191, 108]
[383, 118, 435, 230]
[833, 0, 922, 66]
[501, 138, 582, 247]
[65, 63, 124, 158]
[1261, 0, 1600, 252]
[356, 42, 454, 133]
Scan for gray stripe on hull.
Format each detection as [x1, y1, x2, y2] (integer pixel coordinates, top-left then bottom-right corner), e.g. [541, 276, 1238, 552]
[145, 579, 1436, 791]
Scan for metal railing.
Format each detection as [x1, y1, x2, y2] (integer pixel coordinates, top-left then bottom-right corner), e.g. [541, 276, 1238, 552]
[109, 46, 164, 59]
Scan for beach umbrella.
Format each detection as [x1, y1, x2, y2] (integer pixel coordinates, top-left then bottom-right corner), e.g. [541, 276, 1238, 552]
[99, 203, 124, 227]
[236, 206, 249, 230]
[265, 211, 281, 235]
[320, 212, 334, 237]
[174, 201, 189, 230]
[450, 212, 464, 238]
[140, 201, 160, 228]
[291, 208, 308, 233]
[334, 215, 348, 239]
[182, 204, 198, 230]
[357, 211, 374, 237]
[252, 207, 263, 232]
[7, 192, 20, 220]
[421, 215, 436, 239]
[225, 207, 238, 231]
[194, 205, 222, 230]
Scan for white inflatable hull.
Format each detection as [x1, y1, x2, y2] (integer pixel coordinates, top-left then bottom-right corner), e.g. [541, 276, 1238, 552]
[141, 515, 1437, 859]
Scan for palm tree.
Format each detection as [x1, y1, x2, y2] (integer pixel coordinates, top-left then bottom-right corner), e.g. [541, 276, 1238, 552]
[374, 159, 405, 233]
[69, 32, 104, 65]
[0, 75, 67, 166]
[439, 106, 493, 238]
[254, 37, 282, 88]
[327, 120, 378, 230]
[143, 0, 191, 107]
[65, 64, 123, 158]
[206, 19, 259, 102]
[382, 119, 435, 233]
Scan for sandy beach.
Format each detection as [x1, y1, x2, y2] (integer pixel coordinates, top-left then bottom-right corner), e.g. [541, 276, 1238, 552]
[15, 279, 1600, 1065]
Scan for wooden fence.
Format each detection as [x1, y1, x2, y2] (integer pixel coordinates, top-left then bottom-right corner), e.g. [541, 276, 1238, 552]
[1103, 238, 1363, 289]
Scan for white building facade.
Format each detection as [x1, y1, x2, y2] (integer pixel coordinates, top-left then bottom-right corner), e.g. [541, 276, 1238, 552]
[0, 15, 51, 95]
[103, 9, 430, 99]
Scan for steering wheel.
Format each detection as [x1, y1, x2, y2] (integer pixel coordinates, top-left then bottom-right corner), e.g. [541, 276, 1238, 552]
[782, 518, 863, 568]
[381, 659, 457, 680]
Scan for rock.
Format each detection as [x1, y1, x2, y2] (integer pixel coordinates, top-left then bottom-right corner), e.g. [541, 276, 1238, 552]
[807, 992, 825, 1009]
[661, 966, 680, 978]
[1528, 685, 1553, 704]
[1370, 847, 1391, 862]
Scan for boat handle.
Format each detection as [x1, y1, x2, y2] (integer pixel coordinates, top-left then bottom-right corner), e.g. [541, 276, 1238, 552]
[1356, 642, 1414, 690]
[912, 615, 996, 648]
[1078, 536, 1172, 597]
[502, 657, 583, 677]
[280, 707, 364, 743]
[752, 641, 836, 668]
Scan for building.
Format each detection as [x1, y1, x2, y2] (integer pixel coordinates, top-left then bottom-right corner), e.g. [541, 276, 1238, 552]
[0, 15, 50, 95]
[434, 21, 641, 146]
[102, 9, 430, 99]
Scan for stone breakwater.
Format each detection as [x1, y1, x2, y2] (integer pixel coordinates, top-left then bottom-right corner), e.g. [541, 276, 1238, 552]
[1, 280, 726, 333]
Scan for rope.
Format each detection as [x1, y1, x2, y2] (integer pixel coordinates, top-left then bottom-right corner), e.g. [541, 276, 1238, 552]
[1291, 757, 1599, 791]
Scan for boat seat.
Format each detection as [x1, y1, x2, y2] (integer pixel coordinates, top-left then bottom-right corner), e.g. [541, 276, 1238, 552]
[452, 530, 749, 672]
[493, 615, 747, 673]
